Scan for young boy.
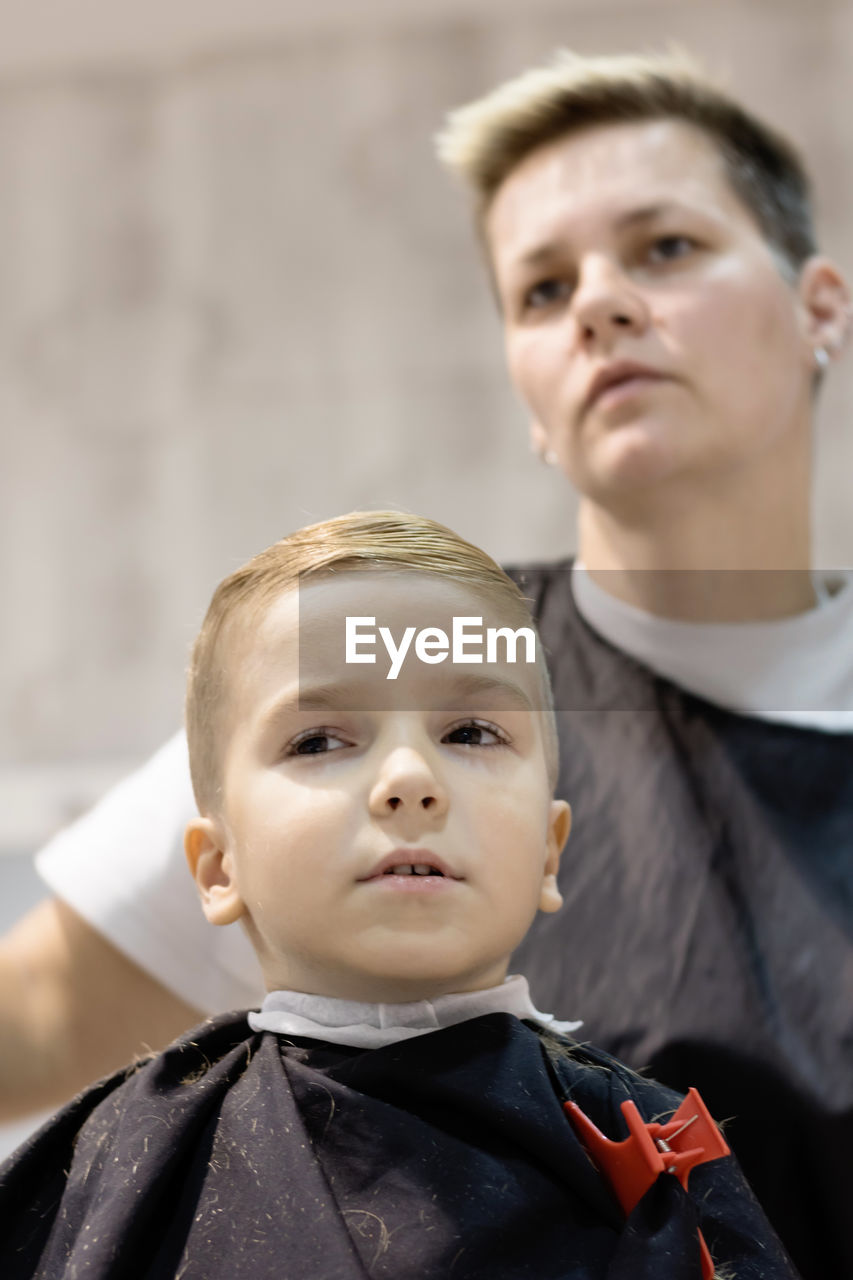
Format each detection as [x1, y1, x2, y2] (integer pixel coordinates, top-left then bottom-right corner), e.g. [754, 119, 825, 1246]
[0, 511, 796, 1279]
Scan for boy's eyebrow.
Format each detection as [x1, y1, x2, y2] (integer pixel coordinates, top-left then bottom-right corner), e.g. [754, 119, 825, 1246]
[257, 673, 537, 726]
[257, 683, 352, 728]
[438, 672, 536, 711]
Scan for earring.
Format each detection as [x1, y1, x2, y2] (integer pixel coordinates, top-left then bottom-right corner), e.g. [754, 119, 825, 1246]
[543, 449, 559, 467]
[814, 346, 830, 371]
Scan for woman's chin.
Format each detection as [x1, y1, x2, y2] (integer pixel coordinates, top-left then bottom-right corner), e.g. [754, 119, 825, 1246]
[577, 423, 686, 500]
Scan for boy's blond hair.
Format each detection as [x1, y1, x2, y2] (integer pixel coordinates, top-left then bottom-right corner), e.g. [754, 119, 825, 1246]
[437, 48, 816, 278]
[186, 509, 558, 811]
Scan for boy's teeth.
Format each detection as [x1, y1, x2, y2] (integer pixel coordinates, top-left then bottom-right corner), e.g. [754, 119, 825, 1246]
[385, 864, 440, 876]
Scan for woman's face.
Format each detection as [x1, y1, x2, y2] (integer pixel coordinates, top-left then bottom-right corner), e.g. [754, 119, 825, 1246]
[487, 118, 832, 506]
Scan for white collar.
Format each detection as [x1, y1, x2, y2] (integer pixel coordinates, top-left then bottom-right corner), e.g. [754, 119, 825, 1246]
[247, 974, 582, 1049]
[571, 564, 853, 732]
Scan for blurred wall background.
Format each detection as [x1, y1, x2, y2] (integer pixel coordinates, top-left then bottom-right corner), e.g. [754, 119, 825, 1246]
[2, 0, 852, 870]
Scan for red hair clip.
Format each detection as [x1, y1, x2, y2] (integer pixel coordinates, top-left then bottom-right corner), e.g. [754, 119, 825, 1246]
[565, 1087, 730, 1280]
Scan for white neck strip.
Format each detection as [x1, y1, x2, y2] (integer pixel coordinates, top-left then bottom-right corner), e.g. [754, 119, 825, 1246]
[247, 974, 582, 1049]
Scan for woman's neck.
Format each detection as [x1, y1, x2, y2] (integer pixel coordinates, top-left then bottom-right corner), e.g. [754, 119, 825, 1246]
[577, 464, 814, 623]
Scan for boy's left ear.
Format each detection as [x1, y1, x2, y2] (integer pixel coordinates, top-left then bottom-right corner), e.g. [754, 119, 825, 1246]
[185, 818, 246, 926]
[796, 255, 852, 356]
[539, 800, 571, 914]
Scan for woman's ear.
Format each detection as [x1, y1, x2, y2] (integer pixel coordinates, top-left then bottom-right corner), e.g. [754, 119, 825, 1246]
[796, 255, 852, 357]
[539, 800, 571, 914]
[529, 418, 551, 461]
[185, 818, 246, 926]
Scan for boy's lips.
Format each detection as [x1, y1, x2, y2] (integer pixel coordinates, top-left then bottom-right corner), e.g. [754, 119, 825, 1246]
[359, 850, 463, 881]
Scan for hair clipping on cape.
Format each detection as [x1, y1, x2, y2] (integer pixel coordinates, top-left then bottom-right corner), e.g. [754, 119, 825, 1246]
[564, 1087, 729, 1280]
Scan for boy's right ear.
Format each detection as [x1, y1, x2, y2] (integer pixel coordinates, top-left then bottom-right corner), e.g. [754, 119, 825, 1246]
[184, 819, 246, 926]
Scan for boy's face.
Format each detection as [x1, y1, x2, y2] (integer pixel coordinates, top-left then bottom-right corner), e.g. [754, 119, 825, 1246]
[186, 572, 570, 1003]
[487, 118, 845, 503]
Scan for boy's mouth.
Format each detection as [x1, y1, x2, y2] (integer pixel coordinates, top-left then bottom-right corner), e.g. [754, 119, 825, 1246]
[387, 863, 445, 876]
[360, 850, 462, 881]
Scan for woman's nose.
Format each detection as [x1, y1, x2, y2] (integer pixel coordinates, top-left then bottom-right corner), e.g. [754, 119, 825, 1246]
[571, 257, 650, 345]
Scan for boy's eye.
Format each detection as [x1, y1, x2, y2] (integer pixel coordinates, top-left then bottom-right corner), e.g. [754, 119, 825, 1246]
[646, 234, 696, 263]
[442, 720, 506, 748]
[288, 729, 351, 756]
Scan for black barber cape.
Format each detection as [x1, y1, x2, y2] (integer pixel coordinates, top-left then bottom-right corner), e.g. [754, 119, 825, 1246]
[508, 562, 853, 1280]
[0, 1012, 796, 1279]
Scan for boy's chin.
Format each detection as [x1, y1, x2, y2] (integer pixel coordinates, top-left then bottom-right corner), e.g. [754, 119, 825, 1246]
[259, 932, 520, 1003]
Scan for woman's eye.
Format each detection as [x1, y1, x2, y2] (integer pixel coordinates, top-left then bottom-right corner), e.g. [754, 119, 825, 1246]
[524, 278, 571, 310]
[443, 721, 506, 748]
[288, 730, 350, 756]
[647, 234, 696, 263]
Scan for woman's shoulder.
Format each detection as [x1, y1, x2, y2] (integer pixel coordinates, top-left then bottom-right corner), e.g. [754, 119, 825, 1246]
[0, 1010, 258, 1185]
[503, 556, 575, 591]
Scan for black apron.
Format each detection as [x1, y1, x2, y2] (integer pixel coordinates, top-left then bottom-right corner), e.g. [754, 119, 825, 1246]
[508, 560, 853, 1280]
[0, 1012, 795, 1279]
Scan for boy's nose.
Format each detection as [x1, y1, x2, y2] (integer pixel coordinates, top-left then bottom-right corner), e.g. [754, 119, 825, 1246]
[368, 746, 448, 823]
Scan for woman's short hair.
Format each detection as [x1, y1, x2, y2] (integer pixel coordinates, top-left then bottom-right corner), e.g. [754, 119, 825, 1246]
[437, 49, 816, 278]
